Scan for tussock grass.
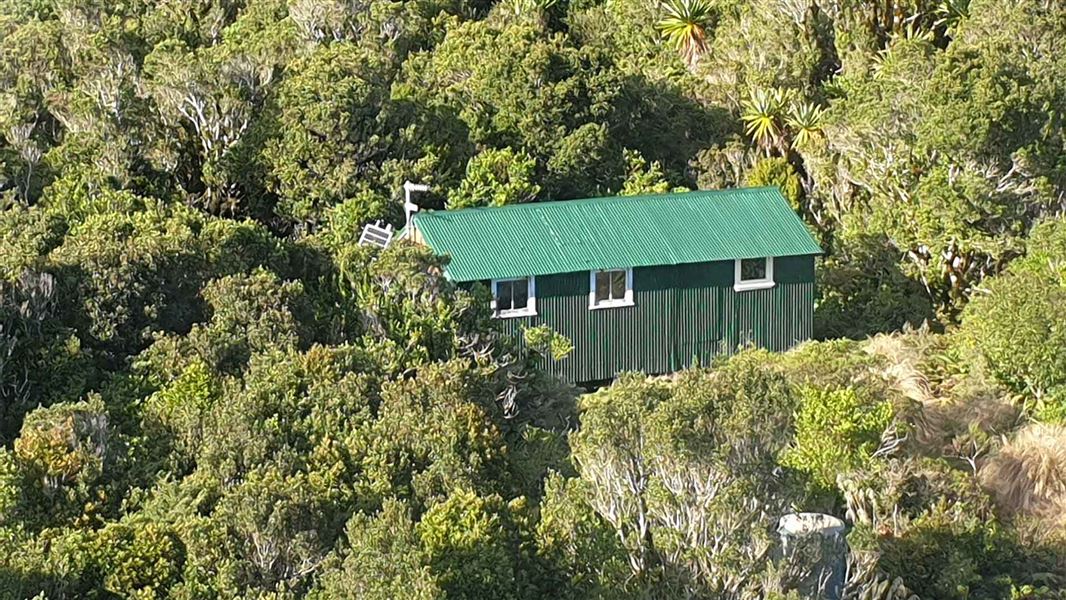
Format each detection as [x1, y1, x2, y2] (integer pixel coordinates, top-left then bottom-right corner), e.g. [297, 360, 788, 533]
[864, 333, 935, 405]
[865, 332, 1019, 453]
[980, 424, 1066, 519]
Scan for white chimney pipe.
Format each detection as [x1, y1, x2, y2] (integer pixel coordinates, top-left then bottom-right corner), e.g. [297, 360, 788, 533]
[403, 181, 430, 234]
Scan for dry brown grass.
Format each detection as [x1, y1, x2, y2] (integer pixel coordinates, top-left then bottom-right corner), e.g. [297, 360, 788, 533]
[864, 333, 936, 405]
[864, 332, 1019, 453]
[980, 424, 1066, 520]
[865, 333, 946, 452]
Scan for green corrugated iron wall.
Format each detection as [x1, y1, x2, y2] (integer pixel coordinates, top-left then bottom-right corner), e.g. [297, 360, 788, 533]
[491, 254, 815, 383]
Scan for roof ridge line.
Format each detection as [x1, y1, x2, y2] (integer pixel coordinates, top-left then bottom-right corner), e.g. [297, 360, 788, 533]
[413, 186, 778, 220]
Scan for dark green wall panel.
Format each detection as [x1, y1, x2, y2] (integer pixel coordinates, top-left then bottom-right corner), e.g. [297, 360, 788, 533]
[493, 255, 815, 382]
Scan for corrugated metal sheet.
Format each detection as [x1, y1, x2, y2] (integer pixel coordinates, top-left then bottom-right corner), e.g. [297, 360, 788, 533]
[413, 187, 822, 282]
[495, 255, 815, 383]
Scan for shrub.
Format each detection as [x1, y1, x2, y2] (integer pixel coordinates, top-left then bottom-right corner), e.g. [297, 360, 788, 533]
[417, 489, 522, 600]
[957, 217, 1066, 400]
[310, 499, 443, 599]
[958, 269, 1066, 399]
[815, 233, 934, 340]
[92, 521, 186, 597]
[782, 385, 894, 494]
[4, 397, 110, 529]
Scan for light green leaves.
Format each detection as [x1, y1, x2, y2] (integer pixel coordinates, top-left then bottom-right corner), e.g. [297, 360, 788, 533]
[934, 0, 972, 32]
[785, 101, 826, 149]
[656, 0, 715, 66]
[741, 88, 788, 152]
[781, 386, 895, 491]
[523, 324, 574, 361]
[742, 88, 825, 153]
[448, 147, 541, 210]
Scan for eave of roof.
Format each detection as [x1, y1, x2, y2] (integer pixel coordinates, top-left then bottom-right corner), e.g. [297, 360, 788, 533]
[412, 187, 822, 282]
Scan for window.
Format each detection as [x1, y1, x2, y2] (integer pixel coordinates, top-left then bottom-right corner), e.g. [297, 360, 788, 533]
[491, 277, 536, 317]
[734, 257, 774, 291]
[589, 268, 634, 309]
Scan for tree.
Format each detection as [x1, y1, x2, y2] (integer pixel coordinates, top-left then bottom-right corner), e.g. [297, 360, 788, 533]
[263, 43, 397, 226]
[0, 268, 93, 442]
[448, 147, 541, 209]
[803, 10, 1066, 314]
[397, 20, 629, 199]
[0, 0, 1064, 596]
[815, 232, 935, 339]
[569, 354, 799, 596]
[741, 88, 788, 155]
[0, 18, 65, 203]
[138, 269, 310, 381]
[657, 0, 714, 67]
[143, 40, 268, 214]
[357, 360, 514, 509]
[213, 464, 339, 592]
[785, 101, 825, 150]
[535, 473, 634, 599]
[310, 499, 444, 599]
[46, 204, 207, 356]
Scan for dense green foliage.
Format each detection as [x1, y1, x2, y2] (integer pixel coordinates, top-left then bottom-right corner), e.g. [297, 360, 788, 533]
[958, 220, 1066, 412]
[1, 0, 1065, 597]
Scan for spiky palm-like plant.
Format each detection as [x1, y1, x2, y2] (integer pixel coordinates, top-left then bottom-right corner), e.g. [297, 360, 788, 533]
[657, 0, 715, 66]
[786, 102, 826, 149]
[934, 0, 971, 31]
[741, 88, 788, 154]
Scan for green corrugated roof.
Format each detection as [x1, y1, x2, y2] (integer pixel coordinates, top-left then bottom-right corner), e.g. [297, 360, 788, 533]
[412, 187, 822, 282]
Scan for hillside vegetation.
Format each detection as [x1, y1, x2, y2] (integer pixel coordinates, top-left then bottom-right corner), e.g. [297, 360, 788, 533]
[0, 0, 1065, 598]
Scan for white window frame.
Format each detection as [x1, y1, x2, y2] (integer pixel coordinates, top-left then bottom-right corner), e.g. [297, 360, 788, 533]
[734, 257, 775, 292]
[491, 276, 536, 318]
[589, 268, 634, 309]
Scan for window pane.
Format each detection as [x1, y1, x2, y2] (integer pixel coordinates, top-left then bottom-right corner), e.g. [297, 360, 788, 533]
[595, 272, 611, 302]
[496, 280, 514, 310]
[512, 279, 528, 309]
[593, 270, 628, 304]
[610, 270, 626, 299]
[740, 258, 767, 281]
